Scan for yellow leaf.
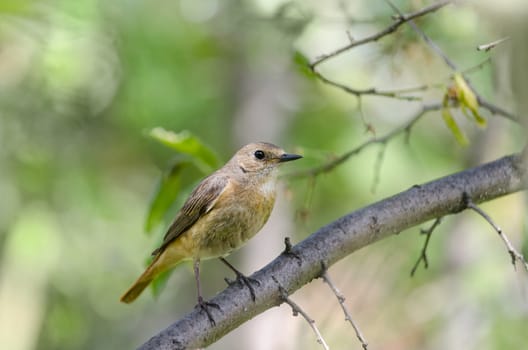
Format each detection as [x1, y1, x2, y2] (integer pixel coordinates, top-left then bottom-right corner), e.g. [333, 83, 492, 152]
[442, 107, 468, 146]
[453, 73, 486, 126]
[470, 108, 486, 127]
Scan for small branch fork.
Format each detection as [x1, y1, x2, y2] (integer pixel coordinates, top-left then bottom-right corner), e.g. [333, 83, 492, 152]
[273, 276, 330, 350]
[310, 0, 451, 69]
[320, 262, 369, 350]
[463, 193, 528, 272]
[309, 1, 451, 104]
[410, 218, 443, 276]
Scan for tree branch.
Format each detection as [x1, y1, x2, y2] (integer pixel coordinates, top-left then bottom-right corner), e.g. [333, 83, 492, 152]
[139, 153, 526, 350]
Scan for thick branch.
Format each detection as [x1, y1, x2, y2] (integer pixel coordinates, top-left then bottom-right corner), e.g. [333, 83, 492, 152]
[139, 153, 526, 350]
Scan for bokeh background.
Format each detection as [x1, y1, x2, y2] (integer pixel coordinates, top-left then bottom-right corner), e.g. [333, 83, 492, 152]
[0, 1, 526, 349]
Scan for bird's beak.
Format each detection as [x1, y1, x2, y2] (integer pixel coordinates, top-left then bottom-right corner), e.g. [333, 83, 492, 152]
[279, 153, 303, 162]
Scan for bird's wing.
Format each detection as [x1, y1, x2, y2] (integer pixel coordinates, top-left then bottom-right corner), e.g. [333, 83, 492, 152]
[151, 173, 229, 255]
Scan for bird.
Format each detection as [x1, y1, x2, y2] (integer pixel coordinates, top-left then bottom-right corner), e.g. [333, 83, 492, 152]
[120, 142, 302, 323]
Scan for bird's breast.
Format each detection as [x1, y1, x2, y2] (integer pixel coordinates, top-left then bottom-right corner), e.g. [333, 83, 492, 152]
[190, 179, 277, 259]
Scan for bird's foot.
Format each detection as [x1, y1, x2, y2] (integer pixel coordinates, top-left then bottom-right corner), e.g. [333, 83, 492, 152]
[227, 272, 260, 302]
[196, 297, 221, 326]
[220, 257, 260, 301]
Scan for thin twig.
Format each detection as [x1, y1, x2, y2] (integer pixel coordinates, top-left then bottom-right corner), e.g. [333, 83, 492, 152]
[371, 143, 386, 194]
[288, 103, 442, 178]
[310, 0, 451, 68]
[477, 98, 518, 122]
[464, 193, 528, 272]
[314, 71, 427, 101]
[410, 218, 443, 276]
[357, 97, 376, 136]
[462, 57, 492, 75]
[477, 37, 510, 52]
[320, 263, 368, 350]
[273, 276, 330, 350]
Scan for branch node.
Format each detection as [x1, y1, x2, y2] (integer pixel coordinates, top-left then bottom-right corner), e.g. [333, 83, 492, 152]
[283, 237, 302, 266]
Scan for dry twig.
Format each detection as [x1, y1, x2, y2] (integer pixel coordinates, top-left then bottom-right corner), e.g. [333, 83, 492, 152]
[464, 193, 528, 272]
[410, 217, 443, 276]
[320, 262, 368, 350]
[371, 144, 386, 194]
[273, 276, 330, 350]
[314, 71, 428, 101]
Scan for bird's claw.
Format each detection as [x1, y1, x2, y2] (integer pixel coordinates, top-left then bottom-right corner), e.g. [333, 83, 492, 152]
[196, 297, 221, 326]
[226, 272, 260, 302]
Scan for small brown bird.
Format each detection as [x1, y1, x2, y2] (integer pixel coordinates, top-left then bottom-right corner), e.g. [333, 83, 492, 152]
[120, 142, 301, 321]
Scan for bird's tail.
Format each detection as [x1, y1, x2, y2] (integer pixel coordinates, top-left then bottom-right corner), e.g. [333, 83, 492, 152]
[120, 276, 153, 304]
[120, 250, 184, 304]
[120, 254, 160, 303]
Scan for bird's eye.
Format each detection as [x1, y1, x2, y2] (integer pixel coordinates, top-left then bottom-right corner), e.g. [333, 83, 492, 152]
[254, 150, 265, 160]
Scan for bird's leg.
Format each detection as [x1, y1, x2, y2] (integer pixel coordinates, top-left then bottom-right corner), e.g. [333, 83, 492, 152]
[193, 259, 220, 326]
[219, 257, 260, 302]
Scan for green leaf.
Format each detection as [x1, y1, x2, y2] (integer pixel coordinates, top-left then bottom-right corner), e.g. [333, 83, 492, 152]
[293, 50, 316, 79]
[144, 161, 188, 234]
[149, 129, 220, 173]
[442, 107, 468, 146]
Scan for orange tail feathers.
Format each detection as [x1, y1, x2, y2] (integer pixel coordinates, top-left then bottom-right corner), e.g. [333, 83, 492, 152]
[120, 248, 186, 303]
[120, 276, 153, 304]
[120, 255, 160, 303]
[120, 251, 170, 304]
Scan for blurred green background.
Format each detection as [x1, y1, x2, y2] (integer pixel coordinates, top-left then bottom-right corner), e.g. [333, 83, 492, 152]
[0, 1, 526, 349]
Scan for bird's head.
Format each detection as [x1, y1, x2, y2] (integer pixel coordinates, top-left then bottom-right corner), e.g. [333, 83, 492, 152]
[231, 142, 302, 176]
